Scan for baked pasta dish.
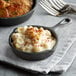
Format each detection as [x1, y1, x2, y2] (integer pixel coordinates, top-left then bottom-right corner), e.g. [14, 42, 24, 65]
[11, 26, 56, 53]
[0, 0, 33, 17]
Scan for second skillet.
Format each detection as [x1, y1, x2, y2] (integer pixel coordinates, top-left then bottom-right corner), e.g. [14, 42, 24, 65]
[0, 0, 37, 26]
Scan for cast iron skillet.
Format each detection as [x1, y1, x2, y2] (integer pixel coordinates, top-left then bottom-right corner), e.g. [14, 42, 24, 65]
[9, 18, 72, 61]
[0, 0, 37, 26]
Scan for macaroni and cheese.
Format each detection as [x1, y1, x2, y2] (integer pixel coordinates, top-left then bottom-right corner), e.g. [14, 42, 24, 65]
[11, 26, 56, 53]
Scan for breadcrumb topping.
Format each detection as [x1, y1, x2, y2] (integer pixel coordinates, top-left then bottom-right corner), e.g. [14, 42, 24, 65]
[11, 26, 56, 53]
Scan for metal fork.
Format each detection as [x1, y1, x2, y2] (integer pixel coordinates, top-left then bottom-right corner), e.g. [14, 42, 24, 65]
[39, 0, 76, 16]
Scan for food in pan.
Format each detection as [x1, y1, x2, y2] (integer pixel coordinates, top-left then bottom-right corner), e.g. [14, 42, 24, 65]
[11, 26, 56, 53]
[0, 0, 33, 17]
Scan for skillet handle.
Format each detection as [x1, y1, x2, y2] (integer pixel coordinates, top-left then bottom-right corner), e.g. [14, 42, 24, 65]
[52, 18, 72, 29]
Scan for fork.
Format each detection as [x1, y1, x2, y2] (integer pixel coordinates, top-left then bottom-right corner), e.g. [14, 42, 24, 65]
[39, 0, 76, 16]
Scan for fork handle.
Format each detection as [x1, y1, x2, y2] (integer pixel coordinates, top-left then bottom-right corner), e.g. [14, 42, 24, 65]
[67, 3, 76, 14]
[68, 3, 76, 8]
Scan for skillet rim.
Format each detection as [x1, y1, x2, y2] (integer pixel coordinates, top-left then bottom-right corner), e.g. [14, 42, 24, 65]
[9, 25, 58, 55]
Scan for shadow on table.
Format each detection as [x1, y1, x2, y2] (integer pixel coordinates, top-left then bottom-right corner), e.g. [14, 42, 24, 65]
[0, 61, 62, 76]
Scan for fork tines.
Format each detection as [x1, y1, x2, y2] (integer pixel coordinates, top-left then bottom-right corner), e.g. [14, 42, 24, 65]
[39, 0, 67, 16]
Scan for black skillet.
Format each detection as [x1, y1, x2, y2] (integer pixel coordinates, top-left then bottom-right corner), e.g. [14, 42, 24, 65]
[9, 18, 72, 61]
[0, 0, 37, 26]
